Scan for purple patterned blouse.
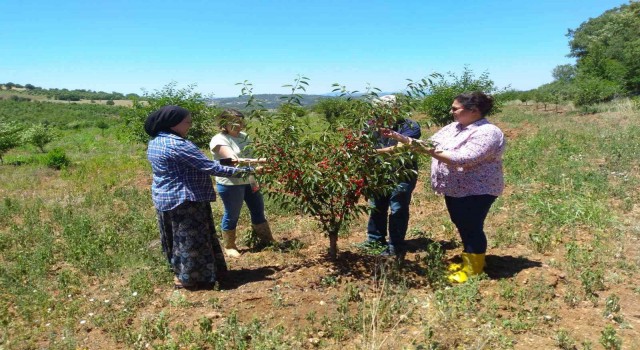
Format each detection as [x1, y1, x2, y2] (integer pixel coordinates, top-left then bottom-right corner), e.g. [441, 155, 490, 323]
[429, 118, 505, 197]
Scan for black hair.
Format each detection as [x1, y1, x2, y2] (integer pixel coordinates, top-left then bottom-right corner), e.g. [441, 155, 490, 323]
[454, 92, 494, 117]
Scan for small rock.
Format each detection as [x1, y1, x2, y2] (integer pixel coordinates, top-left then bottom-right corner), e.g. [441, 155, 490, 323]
[148, 239, 161, 249]
[205, 312, 222, 319]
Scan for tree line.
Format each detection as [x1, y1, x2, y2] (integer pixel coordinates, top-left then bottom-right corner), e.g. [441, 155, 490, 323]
[1, 82, 140, 102]
[500, 1, 640, 110]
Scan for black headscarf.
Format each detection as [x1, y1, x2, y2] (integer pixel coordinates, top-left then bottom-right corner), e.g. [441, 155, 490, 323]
[144, 105, 190, 137]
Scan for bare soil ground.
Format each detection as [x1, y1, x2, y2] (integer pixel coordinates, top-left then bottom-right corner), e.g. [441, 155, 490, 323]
[75, 199, 639, 349]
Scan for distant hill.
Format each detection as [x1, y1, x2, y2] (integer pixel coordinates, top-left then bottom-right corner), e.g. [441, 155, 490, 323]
[2, 81, 399, 110]
[208, 91, 399, 110]
[208, 94, 330, 110]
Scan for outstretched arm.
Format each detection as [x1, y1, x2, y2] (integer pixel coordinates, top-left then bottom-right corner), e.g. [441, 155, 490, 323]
[379, 128, 437, 155]
[180, 141, 252, 177]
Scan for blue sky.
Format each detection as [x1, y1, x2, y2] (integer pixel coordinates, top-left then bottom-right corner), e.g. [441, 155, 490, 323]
[1, 0, 629, 97]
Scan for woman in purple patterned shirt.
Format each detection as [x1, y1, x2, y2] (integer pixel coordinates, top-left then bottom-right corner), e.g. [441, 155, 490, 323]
[382, 92, 505, 283]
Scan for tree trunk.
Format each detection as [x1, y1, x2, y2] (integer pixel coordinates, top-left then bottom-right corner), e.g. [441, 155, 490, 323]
[328, 232, 338, 260]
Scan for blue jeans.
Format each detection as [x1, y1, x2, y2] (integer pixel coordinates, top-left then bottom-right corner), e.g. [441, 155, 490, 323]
[216, 184, 267, 231]
[444, 195, 497, 254]
[366, 178, 417, 254]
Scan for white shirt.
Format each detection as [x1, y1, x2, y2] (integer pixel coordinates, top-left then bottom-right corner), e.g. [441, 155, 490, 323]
[209, 132, 252, 186]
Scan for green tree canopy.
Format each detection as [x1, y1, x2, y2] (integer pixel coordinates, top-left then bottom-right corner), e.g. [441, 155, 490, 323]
[419, 67, 502, 126]
[119, 82, 219, 147]
[552, 64, 577, 83]
[567, 1, 640, 94]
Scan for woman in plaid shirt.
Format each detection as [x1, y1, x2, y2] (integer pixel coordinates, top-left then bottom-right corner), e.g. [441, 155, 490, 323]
[145, 106, 253, 290]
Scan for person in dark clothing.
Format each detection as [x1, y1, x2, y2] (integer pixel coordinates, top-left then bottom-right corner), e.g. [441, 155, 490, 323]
[145, 105, 254, 290]
[363, 95, 421, 259]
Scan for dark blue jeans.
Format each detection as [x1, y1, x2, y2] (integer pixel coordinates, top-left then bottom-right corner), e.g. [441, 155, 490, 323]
[444, 195, 497, 254]
[366, 178, 417, 254]
[216, 184, 267, 231]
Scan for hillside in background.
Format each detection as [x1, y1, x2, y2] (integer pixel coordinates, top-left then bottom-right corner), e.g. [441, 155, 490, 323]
[1, 82, 399, 110]
[208, 94, 331, 110]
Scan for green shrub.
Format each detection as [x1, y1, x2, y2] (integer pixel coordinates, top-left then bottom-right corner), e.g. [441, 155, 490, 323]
[44, 148, 71, 169]
[495, 89, 520, 103]
[518, 91, 532, 105]
[600, 325, 622, 350]
[10, 95, 31, 102]
[573, 76, 621, 107]
[420, 67, 502, 126]
[277, 102, 307, 117]
[56, 92, 82, 101]
[314, 97, 353, 125]
[96, 120, 110, 134]
[22, 123, 55, 152]
[119, 82, 219, 147]
[0, 120, 23, 163]
[62, 120, 93, 130]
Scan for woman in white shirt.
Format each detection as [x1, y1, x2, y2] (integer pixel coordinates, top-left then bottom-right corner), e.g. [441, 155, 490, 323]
[210, 109, 273, 257]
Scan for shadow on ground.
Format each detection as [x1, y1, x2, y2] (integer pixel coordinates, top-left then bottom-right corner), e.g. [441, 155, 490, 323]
[405, 237, 543, 280]
[221, 266, 280, 289]
[220, 245, 542, 291]
[484, 254, 542, 279]
[405, 237, 459, 253]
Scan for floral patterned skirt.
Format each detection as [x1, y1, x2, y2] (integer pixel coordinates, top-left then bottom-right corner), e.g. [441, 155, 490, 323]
[156, 201, 227, 288]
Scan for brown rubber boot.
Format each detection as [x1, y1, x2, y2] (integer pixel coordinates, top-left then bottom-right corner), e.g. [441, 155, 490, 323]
[252, 221, 275, 247]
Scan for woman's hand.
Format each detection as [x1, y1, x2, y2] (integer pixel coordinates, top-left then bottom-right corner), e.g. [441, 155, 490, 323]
[380, 128, 412, 144]
[254, 166, 271, 175]
[411, 139, 437, 154]
[379, 128, 398, 139]
[219, 157, 239, 166]
[237, 158, 268, 165]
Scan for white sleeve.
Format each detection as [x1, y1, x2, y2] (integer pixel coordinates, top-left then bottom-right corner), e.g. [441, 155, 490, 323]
[209, 133, 230, 154]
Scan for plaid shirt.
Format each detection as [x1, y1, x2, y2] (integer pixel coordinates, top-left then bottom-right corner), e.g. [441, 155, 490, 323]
[147, 132, 245, 211]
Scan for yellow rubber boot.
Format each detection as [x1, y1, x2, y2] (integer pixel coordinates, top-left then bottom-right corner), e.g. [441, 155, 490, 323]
[222, 230, 241, 258]
[447, 253, 485, 283]
[447, 255, 464, 272]
[447, 262, 463, 272]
